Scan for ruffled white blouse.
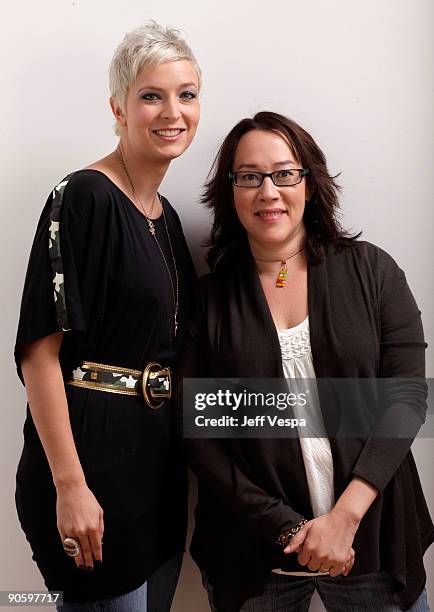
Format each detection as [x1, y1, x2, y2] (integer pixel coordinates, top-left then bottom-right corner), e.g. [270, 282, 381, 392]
[272, 317, 334, 576]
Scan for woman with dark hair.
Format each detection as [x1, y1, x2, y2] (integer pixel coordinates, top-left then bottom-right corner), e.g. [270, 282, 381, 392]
[180, 112, 433, 611]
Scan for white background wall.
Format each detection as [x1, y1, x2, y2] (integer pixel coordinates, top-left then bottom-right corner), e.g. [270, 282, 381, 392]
[1, 1, 432, 610]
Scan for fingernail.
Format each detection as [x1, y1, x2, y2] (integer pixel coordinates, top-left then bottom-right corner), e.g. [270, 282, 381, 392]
[95, 560, 102, 564]
[78, 565, 84, 570]
[86, 566, 94, 571]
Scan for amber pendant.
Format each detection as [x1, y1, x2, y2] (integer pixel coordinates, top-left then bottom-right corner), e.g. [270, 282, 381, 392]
[276, 260, 288, 287]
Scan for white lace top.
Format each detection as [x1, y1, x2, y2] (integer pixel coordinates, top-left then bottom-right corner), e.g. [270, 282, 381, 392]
[272, 317, 335, 576]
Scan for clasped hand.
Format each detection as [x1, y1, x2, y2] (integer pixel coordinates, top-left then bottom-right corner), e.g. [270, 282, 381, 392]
[283, 507, 359, 577]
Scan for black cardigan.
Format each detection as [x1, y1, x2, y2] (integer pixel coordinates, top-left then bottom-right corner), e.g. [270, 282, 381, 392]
[180, 241, 434, 611]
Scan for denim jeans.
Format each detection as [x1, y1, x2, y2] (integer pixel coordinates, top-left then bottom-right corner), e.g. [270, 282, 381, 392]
[203, 571, 430, 612]
[58, 552, 183, 611]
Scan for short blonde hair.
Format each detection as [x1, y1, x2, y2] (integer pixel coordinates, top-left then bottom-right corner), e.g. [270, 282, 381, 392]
[109, 21, 201, 134]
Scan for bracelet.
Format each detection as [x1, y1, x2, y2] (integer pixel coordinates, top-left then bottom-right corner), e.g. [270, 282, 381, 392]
[275, 518, 308, 549]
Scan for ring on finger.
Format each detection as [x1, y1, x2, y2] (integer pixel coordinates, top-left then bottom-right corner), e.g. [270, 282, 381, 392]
[63, 537, 81, 558]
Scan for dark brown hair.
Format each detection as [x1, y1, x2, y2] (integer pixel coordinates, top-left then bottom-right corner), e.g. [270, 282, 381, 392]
[203, 111, 359, 270]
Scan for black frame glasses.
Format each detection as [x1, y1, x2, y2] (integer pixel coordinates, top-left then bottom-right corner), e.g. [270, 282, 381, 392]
[228, 168, 309, 188]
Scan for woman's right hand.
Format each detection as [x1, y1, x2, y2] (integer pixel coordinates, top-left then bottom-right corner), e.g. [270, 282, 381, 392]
[56, 480, 104, 570]
[20, 336, 105, 571]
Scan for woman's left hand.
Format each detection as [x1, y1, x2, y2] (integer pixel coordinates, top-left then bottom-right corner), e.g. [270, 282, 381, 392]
[283, 507, 360, 577]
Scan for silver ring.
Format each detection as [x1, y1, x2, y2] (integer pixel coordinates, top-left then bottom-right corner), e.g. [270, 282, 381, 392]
[63, 537, 81, 558]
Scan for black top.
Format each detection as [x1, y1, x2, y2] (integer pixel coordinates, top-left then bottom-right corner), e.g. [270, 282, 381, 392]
[15, 170, 196, 601]
[180, 241, 433, 611]
[15, 169, 194, 384]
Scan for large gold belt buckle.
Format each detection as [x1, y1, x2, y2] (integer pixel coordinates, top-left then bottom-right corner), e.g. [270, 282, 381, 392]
[142, 362, 172, 409]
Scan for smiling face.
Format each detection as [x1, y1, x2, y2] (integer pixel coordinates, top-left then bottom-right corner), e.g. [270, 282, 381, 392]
[232, 129, 309, 254]
[113, 59, 200, 163]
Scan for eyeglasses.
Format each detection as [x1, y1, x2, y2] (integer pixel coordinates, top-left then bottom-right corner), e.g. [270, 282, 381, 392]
[229, 168, 309, 188]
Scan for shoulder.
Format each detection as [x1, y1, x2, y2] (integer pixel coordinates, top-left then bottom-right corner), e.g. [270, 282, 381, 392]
[192, 272, 219, 306]
[194, 272, 233, 313]
[47, 171, 119, 249]
[197, 272, 221, 293]
[51, 170, 117, 222]
[327, 240, 406, 300]
[159, 194, 183, 228]
[330, 240, 402, 274]
[159, 194, 176, 215]
[187, 273, 222, 331]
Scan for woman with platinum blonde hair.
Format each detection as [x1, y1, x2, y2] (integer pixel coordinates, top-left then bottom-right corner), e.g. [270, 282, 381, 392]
[15, 20, 200, 611]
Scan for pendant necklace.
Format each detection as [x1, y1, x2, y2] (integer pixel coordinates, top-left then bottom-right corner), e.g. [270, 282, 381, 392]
[254, 248, 304, 288]
[116, 146, 179, 337]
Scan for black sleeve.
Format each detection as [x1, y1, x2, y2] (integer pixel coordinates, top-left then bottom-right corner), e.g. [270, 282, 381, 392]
[179, 284, 305, 539]
[15, 173, 114, 382]
[352, 250, 427, 492]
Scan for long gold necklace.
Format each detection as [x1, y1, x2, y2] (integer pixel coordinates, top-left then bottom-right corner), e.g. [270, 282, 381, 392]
[116, 147, 179, 337]
[254, 248, 304, 288]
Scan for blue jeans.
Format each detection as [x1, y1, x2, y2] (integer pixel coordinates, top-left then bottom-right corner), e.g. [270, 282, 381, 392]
[203, 571, 430, 612]
[58, 552, 183, 611]
[57, 582, 146, 612]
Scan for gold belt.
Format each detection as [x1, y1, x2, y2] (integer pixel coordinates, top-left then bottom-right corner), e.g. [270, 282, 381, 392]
[66, 361, 172, 409]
